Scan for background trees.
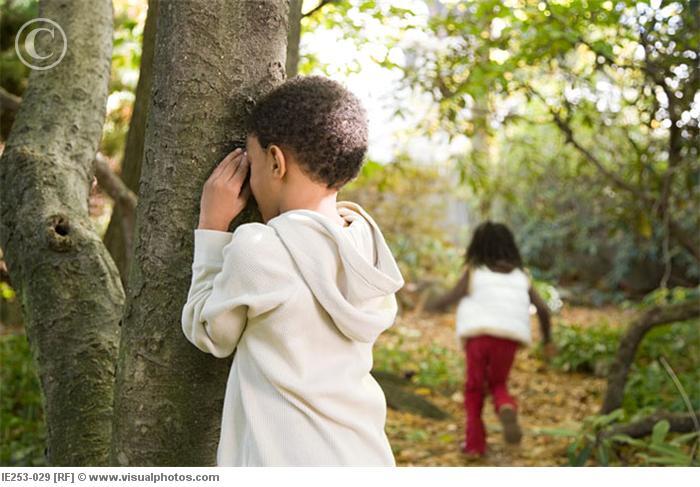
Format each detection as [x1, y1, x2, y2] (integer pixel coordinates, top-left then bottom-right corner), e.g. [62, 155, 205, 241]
[0, 0, 119, 465]
[0, 0, 698, 467]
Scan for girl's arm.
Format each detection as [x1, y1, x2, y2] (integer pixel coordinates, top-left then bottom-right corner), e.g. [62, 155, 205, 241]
[425, 267, 470, 313]
[528, 286, 552, 343]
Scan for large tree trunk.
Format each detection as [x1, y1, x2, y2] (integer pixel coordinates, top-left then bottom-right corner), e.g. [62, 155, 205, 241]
[103, 0, 159, 287]
[600, 300, 700, 414]
[110, 0, 289, 466]
[0, 0, 120, 466]
[286, 0, 303, 77]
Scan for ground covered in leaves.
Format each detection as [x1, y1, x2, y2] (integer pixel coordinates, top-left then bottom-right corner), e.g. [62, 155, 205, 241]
[377, 307, 627, 466]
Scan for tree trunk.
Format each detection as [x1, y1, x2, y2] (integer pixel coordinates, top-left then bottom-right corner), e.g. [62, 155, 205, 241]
[103, 0, 159, 288]
[600, 300, 700, 414]
[0, 0, 120, 466]
[286, 0, 303, 77]
[110, 0, 289, 466]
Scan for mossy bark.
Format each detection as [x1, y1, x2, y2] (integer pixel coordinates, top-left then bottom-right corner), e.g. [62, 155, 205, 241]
[0, 0, 119, 466]
[110, 0, 289, 466]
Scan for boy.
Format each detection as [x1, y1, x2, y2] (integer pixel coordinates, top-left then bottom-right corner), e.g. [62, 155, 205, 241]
[181, 76, 405, 466]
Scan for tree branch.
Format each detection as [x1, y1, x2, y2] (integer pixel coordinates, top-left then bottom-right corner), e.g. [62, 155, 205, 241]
[602, 410, 700, 439]
[0, 87, 21, 114]
[600, 300, 700, 414]
[528, 85, 654, 204]
[93, 153, 137, 253]
[527, 85, 700, 264]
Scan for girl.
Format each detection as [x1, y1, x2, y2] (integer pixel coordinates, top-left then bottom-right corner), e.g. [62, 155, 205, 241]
[427, 221, 554, 457]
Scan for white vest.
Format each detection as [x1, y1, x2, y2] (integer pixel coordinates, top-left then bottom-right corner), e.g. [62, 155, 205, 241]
[455, 266, 532, 345]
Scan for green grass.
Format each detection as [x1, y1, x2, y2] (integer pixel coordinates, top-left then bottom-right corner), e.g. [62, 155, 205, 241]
[0, 333, 47, 466]
[374, 335, 464, 395]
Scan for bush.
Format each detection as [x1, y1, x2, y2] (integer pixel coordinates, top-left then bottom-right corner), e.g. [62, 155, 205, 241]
[550, 322, 621, 376]
[340, 159, 465, 288]
[550, 318, 700, 415]
[0, 333, 46, 466]
[374, 333, 464, 395]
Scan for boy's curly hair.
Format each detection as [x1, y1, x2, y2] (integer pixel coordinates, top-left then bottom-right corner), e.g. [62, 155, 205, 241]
[246, 75, 368, 190]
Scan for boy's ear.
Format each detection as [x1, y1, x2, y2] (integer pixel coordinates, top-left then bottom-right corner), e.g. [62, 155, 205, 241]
[268, 144, 287, 179]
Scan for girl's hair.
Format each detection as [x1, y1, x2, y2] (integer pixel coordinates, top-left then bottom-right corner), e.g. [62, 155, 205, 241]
[465, 221, 523, 272]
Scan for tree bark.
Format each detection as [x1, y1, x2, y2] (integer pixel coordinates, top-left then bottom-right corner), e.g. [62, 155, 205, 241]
[103, 0, 159, 288]
[286, 0, 302, 77]
[600, 300, 700, 414]
[0, 0, 120, 466]
[110, 0, 289, 466]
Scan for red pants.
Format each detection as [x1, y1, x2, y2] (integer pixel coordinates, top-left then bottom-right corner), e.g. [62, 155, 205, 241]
[463, 335, 519, 454]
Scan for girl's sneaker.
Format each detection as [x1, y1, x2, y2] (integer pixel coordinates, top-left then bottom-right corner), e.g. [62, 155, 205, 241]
[498, 405, 522, 444]
[459, 441, 485, 458]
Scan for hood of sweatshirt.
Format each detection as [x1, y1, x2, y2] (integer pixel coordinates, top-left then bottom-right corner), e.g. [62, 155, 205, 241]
[267, 201, 405, 343]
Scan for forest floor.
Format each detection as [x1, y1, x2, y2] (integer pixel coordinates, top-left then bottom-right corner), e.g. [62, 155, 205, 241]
[380, 305, 635, 466]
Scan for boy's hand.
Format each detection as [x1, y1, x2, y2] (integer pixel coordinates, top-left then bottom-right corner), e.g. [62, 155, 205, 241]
[198, 149, 251, 231]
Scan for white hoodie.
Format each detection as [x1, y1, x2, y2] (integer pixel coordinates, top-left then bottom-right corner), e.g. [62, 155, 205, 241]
[181, 201, 404, 466]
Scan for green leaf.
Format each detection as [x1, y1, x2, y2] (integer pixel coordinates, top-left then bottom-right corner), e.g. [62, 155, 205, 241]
[651, 420, 670, 445]
[670, 431, 700, 446]
[536, 427, 579, 437]
[596, 444, 609, 466]
[572, 443, 593, 466]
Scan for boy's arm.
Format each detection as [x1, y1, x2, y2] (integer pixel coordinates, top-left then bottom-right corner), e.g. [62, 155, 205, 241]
[181, 229, 244, 358]
[425, 268, 470, 313]
[528, 286, 552, 343]
[180, 226, 291, 358]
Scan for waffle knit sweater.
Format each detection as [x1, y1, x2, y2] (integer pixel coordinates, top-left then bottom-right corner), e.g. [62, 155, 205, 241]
[181, 201, 404, 466]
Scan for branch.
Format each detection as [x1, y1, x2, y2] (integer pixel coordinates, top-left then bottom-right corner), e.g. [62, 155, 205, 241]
[601, 410, 700, 439]
[93, 153, 137, 253]
[528, 86, 654, 204]
[528, 85, 700, 264]
[600, 300, 700, 414]
[0, 87, 21, 114]
[668, 219, 700, 263]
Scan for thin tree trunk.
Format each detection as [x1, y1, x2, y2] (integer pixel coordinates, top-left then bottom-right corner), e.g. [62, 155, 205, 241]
[600, 300, 700, 414]
[286, 0, 302, 77]
[0, 0, 120, 466]
[110, 0, 289, 466]
[103, 0, 159, 287]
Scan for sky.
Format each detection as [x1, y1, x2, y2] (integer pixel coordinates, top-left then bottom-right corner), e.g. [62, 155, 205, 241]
[299, 0, 471, 166]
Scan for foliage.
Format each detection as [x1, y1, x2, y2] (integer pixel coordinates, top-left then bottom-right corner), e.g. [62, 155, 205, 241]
[317, 0, 700, 293]
[100, 0, 148, 159]
[340, 158, 466, 287]
[549, 304, 700, 415]
[542, 410, 699, 466]
[374, 330, 464, 394]
[0, 333, 46, 466]
[614, 421, 700, 466]
[550, 322, 621, 376]
[0, 0, 37, 93]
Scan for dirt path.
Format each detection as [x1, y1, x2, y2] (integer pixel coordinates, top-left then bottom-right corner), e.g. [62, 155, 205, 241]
[379, 308, 614, 466]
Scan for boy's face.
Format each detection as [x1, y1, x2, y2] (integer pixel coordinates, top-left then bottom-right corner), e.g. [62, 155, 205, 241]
[245, 134, 283, 223]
